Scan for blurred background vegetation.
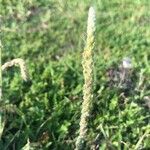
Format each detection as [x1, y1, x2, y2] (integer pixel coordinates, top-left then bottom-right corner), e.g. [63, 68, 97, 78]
[1, 0, 150, 149]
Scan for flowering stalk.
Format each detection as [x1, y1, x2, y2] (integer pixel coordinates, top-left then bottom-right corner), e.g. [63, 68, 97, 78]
[2, 58, 29, 81]
[0, 41, 4, 139]
[0, 58, 28, 139]
[75, 7, 96, 150]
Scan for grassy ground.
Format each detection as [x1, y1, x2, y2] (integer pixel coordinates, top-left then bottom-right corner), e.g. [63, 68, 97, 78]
[1, 0, 150, 149]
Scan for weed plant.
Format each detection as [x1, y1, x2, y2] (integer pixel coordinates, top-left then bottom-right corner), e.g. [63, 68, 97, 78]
[1, 0, 150, 149]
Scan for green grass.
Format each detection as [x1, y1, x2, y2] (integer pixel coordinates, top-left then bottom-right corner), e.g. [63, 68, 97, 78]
[1, 0, 150, 149]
